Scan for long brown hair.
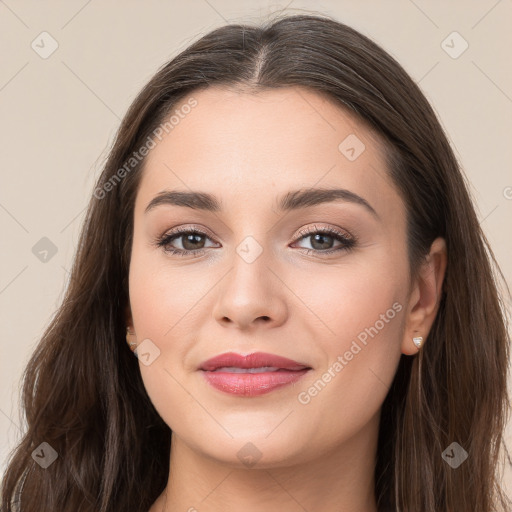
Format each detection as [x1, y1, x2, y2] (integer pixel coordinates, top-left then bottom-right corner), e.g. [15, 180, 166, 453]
[2, 12, 510, 512]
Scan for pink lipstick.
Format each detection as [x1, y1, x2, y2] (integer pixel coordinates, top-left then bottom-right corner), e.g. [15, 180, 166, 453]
[199, 352, 312, 397]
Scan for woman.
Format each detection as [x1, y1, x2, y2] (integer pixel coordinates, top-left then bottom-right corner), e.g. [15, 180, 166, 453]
[1, 12, 510, 512]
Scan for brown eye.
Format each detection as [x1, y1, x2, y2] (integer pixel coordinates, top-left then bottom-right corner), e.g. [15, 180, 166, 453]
[293, 225, 356, 255]
[156, 228, 217, 256]
[178, 232, 207, 251]
[308, 232, 336, 250]
[155, 224, 356, 257]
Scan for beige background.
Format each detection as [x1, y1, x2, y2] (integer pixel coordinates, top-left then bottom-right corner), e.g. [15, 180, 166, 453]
[1, 0, 511, 497]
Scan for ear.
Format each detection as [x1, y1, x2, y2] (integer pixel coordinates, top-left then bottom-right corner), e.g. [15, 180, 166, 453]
[125, 304, 134, 332]
[401, 237, 447, 355]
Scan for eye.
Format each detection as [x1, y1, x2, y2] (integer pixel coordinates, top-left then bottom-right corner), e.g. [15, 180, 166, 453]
[154, 226, 218, 257]
[153, 224, 356, 257]
[291, 224, 356, 256]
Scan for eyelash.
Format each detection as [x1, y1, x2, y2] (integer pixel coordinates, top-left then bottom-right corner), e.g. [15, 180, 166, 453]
[154, 224, 356, 258]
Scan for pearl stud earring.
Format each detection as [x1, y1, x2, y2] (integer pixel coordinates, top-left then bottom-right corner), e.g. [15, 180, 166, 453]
[126, 327, 137, 352]
[413, 336, 423, 349]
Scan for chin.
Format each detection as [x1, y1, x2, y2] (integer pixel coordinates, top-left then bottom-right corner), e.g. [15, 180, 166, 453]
[190, 431, 309, 469]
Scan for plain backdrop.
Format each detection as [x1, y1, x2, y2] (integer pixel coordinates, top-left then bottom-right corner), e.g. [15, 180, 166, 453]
[1, 0, 511, 497]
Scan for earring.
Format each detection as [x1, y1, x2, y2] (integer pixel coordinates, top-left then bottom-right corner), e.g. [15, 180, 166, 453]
[412, 336, 423, 349]
[126, 327, 137, 352]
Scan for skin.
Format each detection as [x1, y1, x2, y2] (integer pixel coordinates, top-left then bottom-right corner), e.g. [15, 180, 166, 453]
[125, 86, 447, 512]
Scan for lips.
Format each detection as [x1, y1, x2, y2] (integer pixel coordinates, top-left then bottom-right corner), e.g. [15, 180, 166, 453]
[198, 352, 312, 396]
[199, 351, 311, 372]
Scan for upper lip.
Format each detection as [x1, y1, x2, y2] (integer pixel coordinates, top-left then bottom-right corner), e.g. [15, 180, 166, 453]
[199, 351, 311, 371]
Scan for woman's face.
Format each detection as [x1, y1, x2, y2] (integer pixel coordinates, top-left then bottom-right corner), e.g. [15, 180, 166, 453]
[128, 86, 412, 467]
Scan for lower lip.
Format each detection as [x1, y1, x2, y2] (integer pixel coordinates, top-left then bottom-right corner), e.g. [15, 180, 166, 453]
[201, 369, 310, 396]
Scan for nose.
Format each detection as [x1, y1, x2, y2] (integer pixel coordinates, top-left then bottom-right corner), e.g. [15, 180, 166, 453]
[212, 245, 287, 331]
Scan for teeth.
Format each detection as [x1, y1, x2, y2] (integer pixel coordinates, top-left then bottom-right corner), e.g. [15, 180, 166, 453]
[213, 366, 280, 373]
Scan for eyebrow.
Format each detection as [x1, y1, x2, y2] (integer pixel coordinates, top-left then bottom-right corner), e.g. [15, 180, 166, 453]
[144, 187, 379, 219]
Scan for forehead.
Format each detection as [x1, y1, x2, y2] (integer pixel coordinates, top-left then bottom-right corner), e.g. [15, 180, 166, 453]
[135, 86, 402, 221]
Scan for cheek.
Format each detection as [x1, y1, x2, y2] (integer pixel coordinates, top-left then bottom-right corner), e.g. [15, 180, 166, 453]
[127, 244, 218, 428]
[127, 283, 193, 433]
[128, 239, 202, 333]
[292, 252, 406, 346]
[291, 253, 406, 412]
